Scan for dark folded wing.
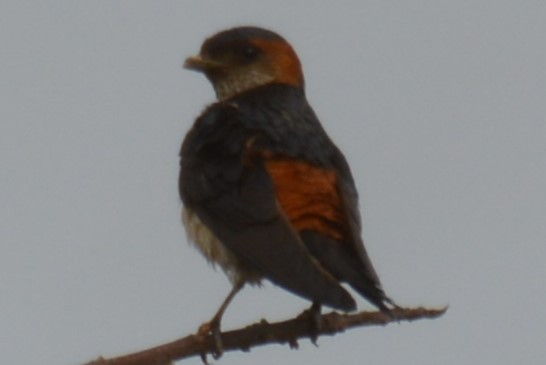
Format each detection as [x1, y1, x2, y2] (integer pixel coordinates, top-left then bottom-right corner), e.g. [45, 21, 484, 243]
[262, 149, 391, 311]
[180, 106, 355, 311]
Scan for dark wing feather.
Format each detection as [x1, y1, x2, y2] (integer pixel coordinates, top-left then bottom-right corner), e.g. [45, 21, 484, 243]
[180, 103, 356, 311]
[307, 148, 392, 311]
[262, 148, 392, 312]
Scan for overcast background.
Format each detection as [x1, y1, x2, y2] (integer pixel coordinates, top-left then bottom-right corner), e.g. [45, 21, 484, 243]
[1, 1, 545, 364]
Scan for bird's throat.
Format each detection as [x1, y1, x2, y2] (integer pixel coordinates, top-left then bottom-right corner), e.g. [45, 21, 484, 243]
[213, 69, 276, 100]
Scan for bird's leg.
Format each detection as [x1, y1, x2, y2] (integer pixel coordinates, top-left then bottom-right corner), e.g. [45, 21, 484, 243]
[296, 301, 322, 345]
[308, 301, 322, 345]
[198, 280, 244, 360]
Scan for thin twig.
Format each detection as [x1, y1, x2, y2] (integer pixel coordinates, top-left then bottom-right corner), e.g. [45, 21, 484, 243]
[84, 306, 447, 365]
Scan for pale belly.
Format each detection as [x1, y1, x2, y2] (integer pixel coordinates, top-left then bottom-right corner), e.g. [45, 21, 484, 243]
[182, 208, 261, 285]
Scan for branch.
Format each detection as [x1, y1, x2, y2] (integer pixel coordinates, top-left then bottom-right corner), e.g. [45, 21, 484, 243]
[84, 306, 447, 365]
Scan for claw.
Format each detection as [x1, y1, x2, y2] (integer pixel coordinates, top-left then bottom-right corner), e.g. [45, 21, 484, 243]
[210, 321, 224, 359]
[196, 282, 245, 362]
[297, 302, 322, 345]
[308, 303, 322, 346]
[197, 319, 224, 360]
[199, 352, 210, 365]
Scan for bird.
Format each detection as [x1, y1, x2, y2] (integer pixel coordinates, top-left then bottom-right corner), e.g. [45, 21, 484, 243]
[179, 26, 396, 355]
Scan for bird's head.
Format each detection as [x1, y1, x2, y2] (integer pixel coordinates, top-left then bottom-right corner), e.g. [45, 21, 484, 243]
[184, 26, 304, 100]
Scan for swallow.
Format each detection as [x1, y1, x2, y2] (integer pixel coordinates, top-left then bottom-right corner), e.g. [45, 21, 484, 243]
[180, 26, 396, 354]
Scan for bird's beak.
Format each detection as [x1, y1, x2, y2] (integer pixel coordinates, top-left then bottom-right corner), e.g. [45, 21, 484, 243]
[183, 55, 224, 72]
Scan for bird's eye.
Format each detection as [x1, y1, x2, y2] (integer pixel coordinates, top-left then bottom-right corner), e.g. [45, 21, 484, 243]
[242, 45, 259, 59]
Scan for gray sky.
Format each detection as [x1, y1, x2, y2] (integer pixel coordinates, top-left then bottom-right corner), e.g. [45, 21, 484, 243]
[1, 1, 545, 364]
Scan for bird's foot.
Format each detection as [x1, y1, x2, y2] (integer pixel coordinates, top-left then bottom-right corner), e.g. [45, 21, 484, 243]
[297, 303, 322, 345]
[197, 319, 224, 362]
[382, 297, 403, 321]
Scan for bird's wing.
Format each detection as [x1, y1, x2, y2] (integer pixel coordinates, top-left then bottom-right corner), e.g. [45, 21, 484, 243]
[263, 151, 391, 311]
[180, 104, 356, 311]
